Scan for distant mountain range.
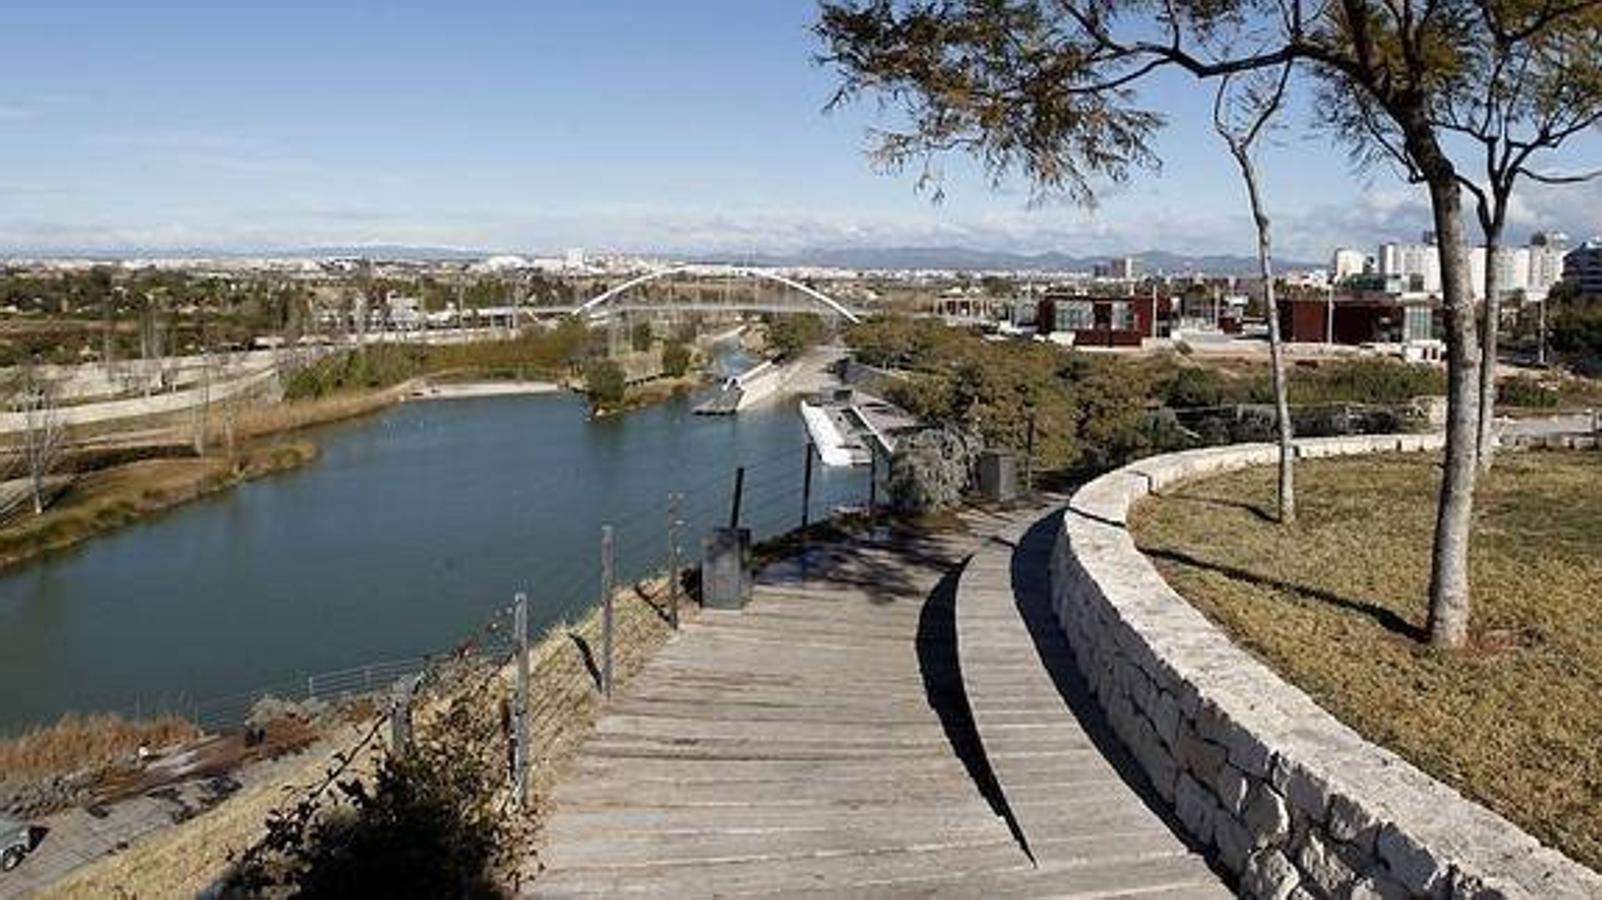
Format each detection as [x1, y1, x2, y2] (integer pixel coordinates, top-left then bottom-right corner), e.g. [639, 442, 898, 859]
[712, 246, 1322, 275]
[5, 242, 1320, 276]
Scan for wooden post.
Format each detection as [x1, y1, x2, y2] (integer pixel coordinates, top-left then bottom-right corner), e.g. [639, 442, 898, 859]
[513, 592, 530, 809]
[601, 525, 615, 698]
[801, 442, 814, 533]
[728, 466, 745, 529]
[390, 675, 415, 758]
[668, 494, 682, 631]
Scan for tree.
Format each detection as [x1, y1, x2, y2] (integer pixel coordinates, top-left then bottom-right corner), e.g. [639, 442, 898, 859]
[662, 340, 693, 378]
[766, 314, 825, 359]
[583, 359, 626, 408]
[1214, 65, 1297, 523]
[630, 320, 654, 353]
[10, 364, 65, 515]
[815, 0, 1602, 648]
[1326, 11, 1602, 471]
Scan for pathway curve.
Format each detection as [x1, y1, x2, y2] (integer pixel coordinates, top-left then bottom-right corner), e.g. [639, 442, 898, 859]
[530, 502, 1229, 898]
[955, 507, 1228, 896]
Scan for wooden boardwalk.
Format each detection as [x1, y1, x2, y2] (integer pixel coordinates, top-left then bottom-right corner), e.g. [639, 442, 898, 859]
[529, 505, 1228, 898]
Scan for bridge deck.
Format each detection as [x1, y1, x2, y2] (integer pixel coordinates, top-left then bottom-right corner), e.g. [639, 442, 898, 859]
[529, 505, 1227, 898]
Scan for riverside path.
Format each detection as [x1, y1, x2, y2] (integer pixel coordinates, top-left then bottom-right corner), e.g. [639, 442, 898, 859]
[527, 502, 1229, 898]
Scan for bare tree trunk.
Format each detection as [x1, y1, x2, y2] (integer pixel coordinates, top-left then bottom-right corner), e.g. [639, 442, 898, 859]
[14, 366, 65, 516]
[1232, 147, 1295, 522]
[1475, 220, 1506, 472]
[1420, 165, 1481, 649]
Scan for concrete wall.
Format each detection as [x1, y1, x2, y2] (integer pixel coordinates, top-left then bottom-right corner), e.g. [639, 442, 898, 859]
[1052, 435, 1602, 900]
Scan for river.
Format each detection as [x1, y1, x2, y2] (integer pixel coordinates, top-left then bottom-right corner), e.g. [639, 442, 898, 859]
[0, 351, 866, 736]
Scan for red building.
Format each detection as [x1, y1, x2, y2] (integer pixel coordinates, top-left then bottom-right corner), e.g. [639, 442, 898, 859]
[1279, 295, 1438, 344]
[1039, 294, 1165, 346]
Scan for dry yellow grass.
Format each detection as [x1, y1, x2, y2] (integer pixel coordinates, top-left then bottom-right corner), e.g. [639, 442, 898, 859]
[0, 714, 200, 783]
[0, 442, 316, 574]
[1131, 451, 1602, 870]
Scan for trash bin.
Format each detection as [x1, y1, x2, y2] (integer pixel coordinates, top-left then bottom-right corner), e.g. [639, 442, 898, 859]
[702, 526, 752, 610]
[976, 450, 1019, 503]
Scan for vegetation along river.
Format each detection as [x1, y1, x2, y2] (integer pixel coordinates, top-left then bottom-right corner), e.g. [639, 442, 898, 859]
[0, 357, 866, 735]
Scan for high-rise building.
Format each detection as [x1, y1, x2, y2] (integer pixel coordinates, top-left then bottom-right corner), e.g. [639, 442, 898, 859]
[1377, 233, 1565, 301]
[1377, 239, 1441, 293]
[1563, 239, 1602, 298]
[1330, 248, 1371, 283]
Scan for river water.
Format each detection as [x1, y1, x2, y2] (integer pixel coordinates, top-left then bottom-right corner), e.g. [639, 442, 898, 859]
[0, 351, 866, 736]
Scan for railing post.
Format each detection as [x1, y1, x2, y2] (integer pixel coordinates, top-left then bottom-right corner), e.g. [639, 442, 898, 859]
[390, 675, 415, 758]
[1025, 411, 1037, 497]
[728, 466, 745, 529]
[668, 493, 682, 631]
[801, 441, 814, 534]
[867, 449, 878, 519]
[512, 592, 530, 810]
[601, 525, 615, 698]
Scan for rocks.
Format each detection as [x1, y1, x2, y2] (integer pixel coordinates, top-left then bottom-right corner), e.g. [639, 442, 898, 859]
[1244, 849, 1302, 900]
[1049, 434, 1600, 900]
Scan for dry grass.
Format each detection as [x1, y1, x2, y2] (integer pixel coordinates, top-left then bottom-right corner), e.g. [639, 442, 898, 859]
[1130, 451, 1602, 870]
[233, 383, 408, 441]
[0, 714, 200, 783]
[0, 442, 316, 573]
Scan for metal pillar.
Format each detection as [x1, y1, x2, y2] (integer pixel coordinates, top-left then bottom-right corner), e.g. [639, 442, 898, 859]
[601, 526, 615, 697]
[728, 466, 746, 529]
[668, 493, 682, 631]
[801, 442, 814, 533]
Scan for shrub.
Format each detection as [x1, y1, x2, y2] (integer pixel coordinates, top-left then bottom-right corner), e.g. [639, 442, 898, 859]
[1288, 358, 1444, 405]
[661, 341, 692, 378]
[1498, 373, 1560, 408]
[582, 359, 626, 407]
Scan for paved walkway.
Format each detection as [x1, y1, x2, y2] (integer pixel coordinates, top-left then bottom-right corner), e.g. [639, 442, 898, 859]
[530, 504, 1229, 898]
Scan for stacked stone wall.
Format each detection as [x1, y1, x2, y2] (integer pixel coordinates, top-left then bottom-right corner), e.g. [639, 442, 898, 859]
[1053, 434, 1602, 900]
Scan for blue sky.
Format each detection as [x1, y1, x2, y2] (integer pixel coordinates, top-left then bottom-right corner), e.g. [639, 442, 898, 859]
[1, 1, 1598, 261]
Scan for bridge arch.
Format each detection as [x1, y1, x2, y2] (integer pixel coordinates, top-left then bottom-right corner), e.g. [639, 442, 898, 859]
[573, 265, 863, 324]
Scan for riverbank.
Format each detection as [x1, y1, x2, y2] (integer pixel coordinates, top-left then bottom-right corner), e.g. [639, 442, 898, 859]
[0, 442, 317, 576]
[0, 375, 565, 577]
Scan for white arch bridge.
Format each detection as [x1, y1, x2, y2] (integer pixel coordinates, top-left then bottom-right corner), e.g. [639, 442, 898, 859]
[571, 265, 864, 324]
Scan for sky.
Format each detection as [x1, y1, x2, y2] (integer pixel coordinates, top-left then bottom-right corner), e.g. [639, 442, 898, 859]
[1, 1, 1599, 263]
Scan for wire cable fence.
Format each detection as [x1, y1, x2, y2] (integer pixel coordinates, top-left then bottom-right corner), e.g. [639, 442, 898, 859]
[203, 437, 879, 893]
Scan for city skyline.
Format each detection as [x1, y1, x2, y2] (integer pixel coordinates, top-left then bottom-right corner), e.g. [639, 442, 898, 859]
[2, 1, 1600, 261]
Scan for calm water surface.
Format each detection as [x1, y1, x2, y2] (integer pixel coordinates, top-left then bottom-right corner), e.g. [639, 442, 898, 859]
[0, 365, 864, 735]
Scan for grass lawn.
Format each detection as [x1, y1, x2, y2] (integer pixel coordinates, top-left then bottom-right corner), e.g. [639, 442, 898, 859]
[1130, 451, 1602, 870]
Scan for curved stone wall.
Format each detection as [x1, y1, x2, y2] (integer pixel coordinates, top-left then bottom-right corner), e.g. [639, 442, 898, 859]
[1052, 434, 1602, 900]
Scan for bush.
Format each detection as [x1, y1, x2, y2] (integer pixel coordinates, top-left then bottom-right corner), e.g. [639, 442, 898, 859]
[1287, 358, 1444, 405]
[629, 320, 653, 353]
[661, 340, 692, 378]
[887, 427, 977, 514]
[766, 314, 826, 359]
[1498, 374, 1561, 408]
[228, 679, 527, 899]
[583, 359, 626, 407]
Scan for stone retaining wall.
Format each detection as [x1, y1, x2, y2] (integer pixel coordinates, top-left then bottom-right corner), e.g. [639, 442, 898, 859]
[1052, 434, 1602, 900]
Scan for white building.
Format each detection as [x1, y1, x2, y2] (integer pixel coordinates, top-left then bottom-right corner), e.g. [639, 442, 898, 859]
[1330, 248, 1371, 283]
[1378, 234, 1442, 294]
[1376, 232, 1564, 302]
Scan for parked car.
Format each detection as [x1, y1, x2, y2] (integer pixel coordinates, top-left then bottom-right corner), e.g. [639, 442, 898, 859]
[0, 815, 31, 871]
